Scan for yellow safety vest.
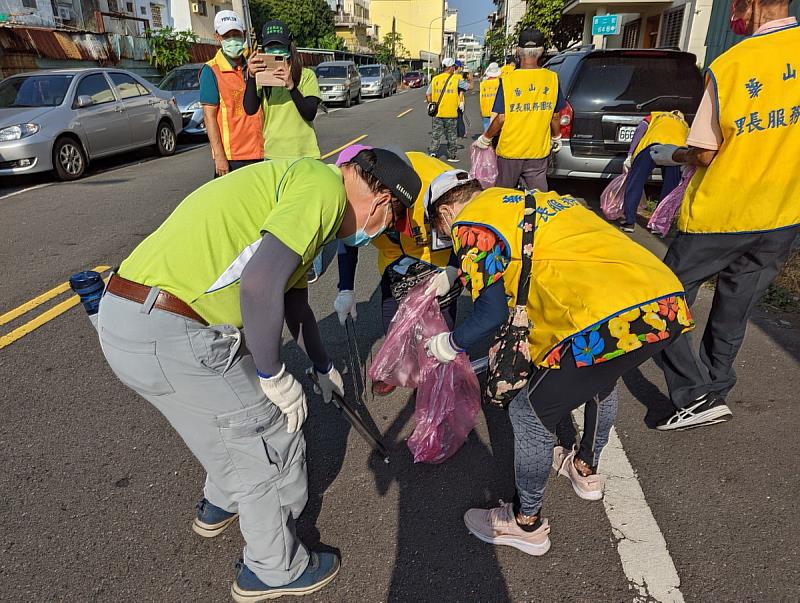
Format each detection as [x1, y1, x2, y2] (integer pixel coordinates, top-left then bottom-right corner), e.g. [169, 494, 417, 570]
[500, 64, 516, 78]
[479, 77, 500, 117]
[496, 68, 559, 160]
[453, 188, 685, 366]
[679, 24, 800, 234]
[632, 111, 689, 160]
[372, 152, 453, 274]
[429, 72, 460, 119]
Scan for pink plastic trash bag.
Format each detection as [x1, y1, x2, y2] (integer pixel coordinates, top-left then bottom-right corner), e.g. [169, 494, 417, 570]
[600, 171, 646, 221]
[647, 166, 696, 237]
[369, 278, 480, 463]
[469, 144, 498, 189]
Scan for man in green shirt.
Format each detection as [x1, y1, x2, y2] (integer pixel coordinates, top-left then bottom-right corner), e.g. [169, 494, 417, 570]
[97, 150, 420, 601]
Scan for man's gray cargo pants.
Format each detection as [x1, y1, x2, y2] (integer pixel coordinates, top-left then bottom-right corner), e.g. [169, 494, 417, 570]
[97, 291, 310, 586]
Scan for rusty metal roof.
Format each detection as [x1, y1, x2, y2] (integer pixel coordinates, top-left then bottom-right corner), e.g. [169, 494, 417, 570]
[0, 25, 117, 63]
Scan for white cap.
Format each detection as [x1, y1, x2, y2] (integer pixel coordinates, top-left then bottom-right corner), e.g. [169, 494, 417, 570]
[485, 62, 501, 78]
[214, 10, 244, 35]
[424, 169, 471, 211]
[442, 57, 455, 68]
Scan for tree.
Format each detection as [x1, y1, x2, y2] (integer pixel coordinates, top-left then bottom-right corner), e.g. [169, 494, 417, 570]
[319, 32, 347, 51]
[515, 0, 584, 52]
[249, 0, 336, 48]
[147, 27, 199, 73]
[484, 25, 514, 62]
[368, 32, 409, 67]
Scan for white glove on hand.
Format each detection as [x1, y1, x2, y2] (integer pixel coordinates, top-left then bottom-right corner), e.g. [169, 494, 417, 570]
[623, 155, 632, 171]
[259, 365, 308, 433]
[334, 290, 357, 326]
[307, 365, 344, 403]
[474, 134, 492, 150]
[425, 266, 459, 298]
[649, 144, 684, 167]
[425, 332, 459, 364]
[551, 135, 563, 154]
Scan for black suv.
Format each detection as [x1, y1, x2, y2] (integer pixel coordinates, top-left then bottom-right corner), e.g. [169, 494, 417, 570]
[545, 47, 703, 180]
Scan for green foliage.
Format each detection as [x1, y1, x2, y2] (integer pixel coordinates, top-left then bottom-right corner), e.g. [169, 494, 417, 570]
[515, 0, 584, 52]
[147, 27, 199, 73]
[484, 25, 514, 62]
[368, 32, 408, 67]
[250, 0, 336, 48]
[319, 32, 347, 51]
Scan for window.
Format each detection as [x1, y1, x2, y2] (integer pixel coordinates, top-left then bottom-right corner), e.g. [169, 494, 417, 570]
[159, 68, 200, 91]
[108, 0, 119, 11]
[622, 20, 640, 49]
[140, 5, 146, 14]
[109, 73, 150, 99]
[214, 4, 221, 13]
[195, 0, 207, 16]
[22, 0, 37, 8]
[0, 74, 73, 108]
[659, 6, 685, 48]
[126, 2, 134, 11]
[75, 74, 116, 106]
[150, 3, 162, 28]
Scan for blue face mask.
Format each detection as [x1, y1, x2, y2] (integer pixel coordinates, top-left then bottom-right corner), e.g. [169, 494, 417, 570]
[340, 199, 389, 247]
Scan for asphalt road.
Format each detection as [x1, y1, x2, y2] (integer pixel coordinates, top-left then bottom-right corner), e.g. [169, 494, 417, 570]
[1, 87, 798, 602]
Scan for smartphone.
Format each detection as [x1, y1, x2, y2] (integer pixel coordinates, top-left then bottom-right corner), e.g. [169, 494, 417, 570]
[255, 53, 287, 87]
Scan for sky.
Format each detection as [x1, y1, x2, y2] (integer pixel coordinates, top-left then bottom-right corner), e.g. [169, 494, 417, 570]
[448, 0, 494, 41]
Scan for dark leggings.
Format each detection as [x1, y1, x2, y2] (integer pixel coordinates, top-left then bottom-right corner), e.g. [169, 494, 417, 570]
[379, 270, 457, 334]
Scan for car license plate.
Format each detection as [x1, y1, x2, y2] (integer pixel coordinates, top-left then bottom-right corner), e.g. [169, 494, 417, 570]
[616, 126, 637, 143]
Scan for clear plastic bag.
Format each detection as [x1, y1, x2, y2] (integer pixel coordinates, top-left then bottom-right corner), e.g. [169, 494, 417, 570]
[600, 171, 645, 221]
[369, 278, 480, 463]
[647, 166, 696, 237]
[469, 144, 498, 189]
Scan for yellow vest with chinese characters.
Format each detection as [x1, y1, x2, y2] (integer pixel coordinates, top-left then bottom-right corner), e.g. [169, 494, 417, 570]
[632, 111, 689, 160]
[430, 72, 460, 118]
[679, 24, 800, 234]
[496, 69, 559, 160]
[479, 77, 500, 117]
[500, 64, 516, 78]
[372, 152, 453, 274]
[453, 189, 684, 365]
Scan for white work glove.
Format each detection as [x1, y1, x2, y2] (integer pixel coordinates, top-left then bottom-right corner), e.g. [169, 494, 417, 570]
[425, 332, 459, 364]
[259, 364, 308, 433]
[649, 144, 685, 167]
[551, 135, 563, 154]
[306, 365, 345, 403]
[334, 289, 357, 326]
[623, 155, 632, 171]
[474, 134, 492, 150]
[425, 266, 459, 297]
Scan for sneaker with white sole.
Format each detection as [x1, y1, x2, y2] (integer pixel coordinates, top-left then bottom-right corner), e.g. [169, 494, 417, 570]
[656, 395, 732, 431]
[552, 445, 570, 472]
[192, 498, 239, 538]
[463, 500, 551, 556]
[555, 449, 605, 501]
[231, 552, 340, 602]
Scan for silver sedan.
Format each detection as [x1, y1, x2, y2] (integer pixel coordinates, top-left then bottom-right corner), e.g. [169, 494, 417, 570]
[0, 68, 183, 180]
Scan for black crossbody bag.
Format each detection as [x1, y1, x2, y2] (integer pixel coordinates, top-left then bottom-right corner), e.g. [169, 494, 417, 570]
[427, 73, 454, 117]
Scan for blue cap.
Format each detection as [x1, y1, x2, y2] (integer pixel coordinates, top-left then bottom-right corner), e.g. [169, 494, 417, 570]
[455, 59, 464, 67]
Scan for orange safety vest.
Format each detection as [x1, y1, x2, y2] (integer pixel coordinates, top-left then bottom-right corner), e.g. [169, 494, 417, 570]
[206, 50, 264, 161]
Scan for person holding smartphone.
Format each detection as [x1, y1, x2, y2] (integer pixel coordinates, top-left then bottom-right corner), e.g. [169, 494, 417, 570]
[243, 20, 321, 162]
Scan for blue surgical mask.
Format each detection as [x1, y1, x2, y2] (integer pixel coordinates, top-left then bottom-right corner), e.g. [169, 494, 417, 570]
[340, 199, 389, 247]
[221, 38, 245, 58]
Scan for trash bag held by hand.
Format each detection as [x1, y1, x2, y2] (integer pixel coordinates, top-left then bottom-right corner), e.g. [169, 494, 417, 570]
[600, 172, 628, 220]
[647, 166, 696, 237]
[469, 144, 498, 189]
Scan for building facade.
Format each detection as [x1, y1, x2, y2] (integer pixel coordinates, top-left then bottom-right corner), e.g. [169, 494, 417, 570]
[370, 0, 448, 64]
[456, 33, 481, 71]
[490, 0, 527, 37]
[332, 0, 373, 53]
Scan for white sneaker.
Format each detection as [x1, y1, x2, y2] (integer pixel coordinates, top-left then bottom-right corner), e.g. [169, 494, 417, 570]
[657, 396, 732, 431]
[463, 500, 551, 556]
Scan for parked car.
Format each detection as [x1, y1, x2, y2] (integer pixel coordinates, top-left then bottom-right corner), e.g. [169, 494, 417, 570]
[389, 67, 401, 93]
[545, 48, 703, 180]
[403, 71, 425, 88]
[0, 68, 182, 180]
[358, 64, 393, 98]
[316, 61, 361, 107]
[159, 63, 205, 136]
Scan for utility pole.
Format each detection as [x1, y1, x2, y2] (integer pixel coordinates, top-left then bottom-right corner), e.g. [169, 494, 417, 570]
[391, 16, 396, 65]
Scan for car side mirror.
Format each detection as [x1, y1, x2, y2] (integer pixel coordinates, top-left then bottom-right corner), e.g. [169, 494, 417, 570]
[76, 95, 93, 108]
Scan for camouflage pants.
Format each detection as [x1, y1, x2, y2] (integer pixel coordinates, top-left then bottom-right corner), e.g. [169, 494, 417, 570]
[428, 117, 458, 159]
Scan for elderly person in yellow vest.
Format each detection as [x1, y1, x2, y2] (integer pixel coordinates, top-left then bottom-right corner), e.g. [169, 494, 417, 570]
[199, 10, 264, 177]
[334, 145, 460, 396]
[479, 62, 502, 131]
[426, 58, 464, 162]
[423, 171, 694, 555]
[619, 111, 689, 233]
[647, 0, 800, 431]
[473, 29, 565, 191]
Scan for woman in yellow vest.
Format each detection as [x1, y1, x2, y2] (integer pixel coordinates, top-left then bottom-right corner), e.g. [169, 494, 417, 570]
[620, 111, 689, 232]
[424, 171, 694, 556]
[479, 62, 501, 131]
[334, 146, 460, 395]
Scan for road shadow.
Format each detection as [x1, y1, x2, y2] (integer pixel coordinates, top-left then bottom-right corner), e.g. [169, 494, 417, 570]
[620, 363, 675, 428]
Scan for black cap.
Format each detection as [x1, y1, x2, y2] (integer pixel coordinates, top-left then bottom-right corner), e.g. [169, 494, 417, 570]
[518, 28, 545, 48]
[262, 20, 292, 47]
[352, 149, 421, 209]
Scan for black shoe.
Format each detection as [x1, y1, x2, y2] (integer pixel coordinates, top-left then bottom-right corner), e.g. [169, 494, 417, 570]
[620, 223, 635, 233]
[656, 395, 732, 431]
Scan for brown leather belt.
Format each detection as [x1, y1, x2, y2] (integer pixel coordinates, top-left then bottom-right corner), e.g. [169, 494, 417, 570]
[106, 274, 208, 325]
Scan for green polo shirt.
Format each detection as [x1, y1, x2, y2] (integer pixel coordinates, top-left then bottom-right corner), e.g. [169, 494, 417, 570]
[118, 158, 346, 326]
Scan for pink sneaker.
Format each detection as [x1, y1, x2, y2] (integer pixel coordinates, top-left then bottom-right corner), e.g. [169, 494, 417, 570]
[552, 445, 570, 472]
[463, 500, 551, 556]
[557, 449, 605, 501]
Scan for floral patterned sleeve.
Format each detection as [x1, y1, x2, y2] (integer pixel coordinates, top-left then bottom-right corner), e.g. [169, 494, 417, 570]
[452, 225, 510, 296]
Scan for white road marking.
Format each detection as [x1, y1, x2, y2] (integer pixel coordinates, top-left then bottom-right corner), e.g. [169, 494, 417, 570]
[574, 407, 685, 602]
[0, 182, 53, 201]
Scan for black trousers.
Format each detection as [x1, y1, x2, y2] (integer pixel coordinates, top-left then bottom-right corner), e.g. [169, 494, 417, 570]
[658, 228, 798, 408]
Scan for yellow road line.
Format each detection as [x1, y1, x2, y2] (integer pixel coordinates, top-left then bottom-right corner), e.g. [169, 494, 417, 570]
[396, 108, 413, 118]
[320, 134, 369, 160]
[0, 295, 83, 350]
[0, 264, 110, 327]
